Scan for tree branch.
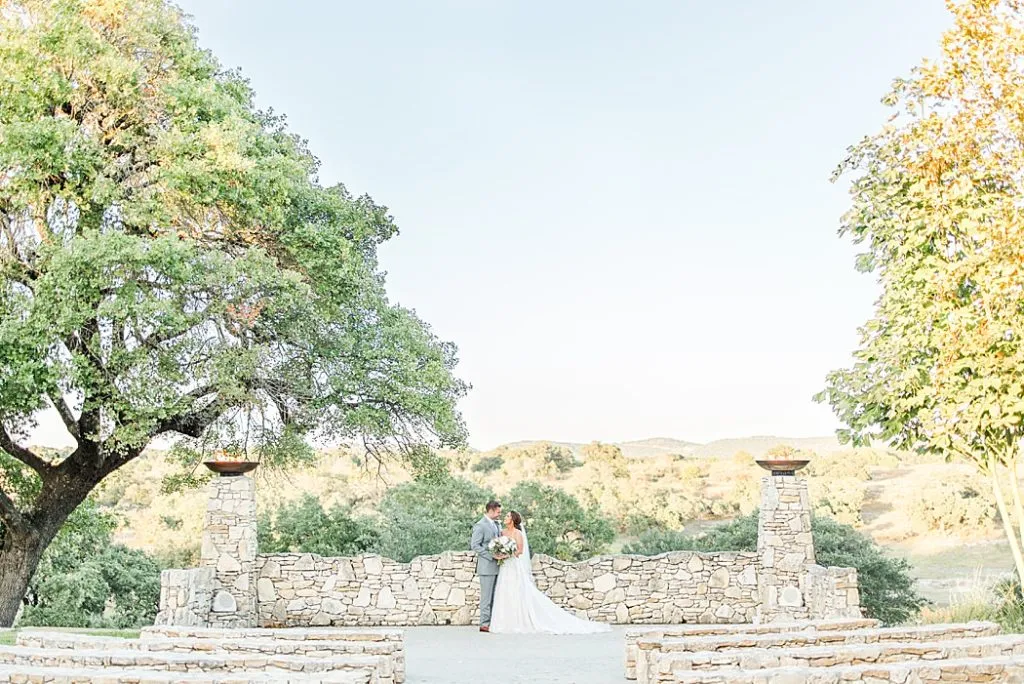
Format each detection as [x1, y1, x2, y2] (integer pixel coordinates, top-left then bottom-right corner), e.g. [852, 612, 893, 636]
[0, 425, 51, 475]
[0, 487, 28, 537]
[47, 391, 80, 443]
[154, 396, 231, 439]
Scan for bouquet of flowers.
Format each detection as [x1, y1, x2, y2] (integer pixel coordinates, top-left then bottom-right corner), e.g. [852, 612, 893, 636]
[487, 536, 518, 564]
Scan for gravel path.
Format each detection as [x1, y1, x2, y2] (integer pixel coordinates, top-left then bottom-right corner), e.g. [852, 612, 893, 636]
[404, 625, 627, 684]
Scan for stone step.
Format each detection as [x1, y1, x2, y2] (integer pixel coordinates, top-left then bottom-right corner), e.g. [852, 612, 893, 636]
[638, 635, 1024, 683]
[636, 621, 1000, 657]
[16, 632, 404, 683]
[0, 645, 390, 684]
[624, 619, 880, 679]
[0, 663, 373, 683]
[142, 626, 403, 644]
[662, 654, 1024, 683]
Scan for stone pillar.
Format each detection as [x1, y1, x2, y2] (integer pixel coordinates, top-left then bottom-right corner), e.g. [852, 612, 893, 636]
[756, 474, 814, 622]
[200, 473, 258, 627]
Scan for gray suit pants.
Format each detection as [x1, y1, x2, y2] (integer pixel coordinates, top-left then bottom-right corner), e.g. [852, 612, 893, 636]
[479, 574, 497, 626]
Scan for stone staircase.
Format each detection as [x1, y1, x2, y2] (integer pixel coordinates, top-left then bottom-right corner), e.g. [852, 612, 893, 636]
[0, 626, 405, 683]
[626, 620, 1024, 684]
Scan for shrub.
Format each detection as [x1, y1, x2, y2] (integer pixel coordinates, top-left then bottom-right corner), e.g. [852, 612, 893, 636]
[542, 445, 581, 473]
[621, 512, 926, 625]
[507, 481, 615, 561]
[20, 500, 161, 628]
[907, 477, 996, 535]
[377, 478, 495, 562]
[812, 478, 866, 526]
[919, 577, 1024, 633]
[471, 455, 504, 474]
[258, 495, 381, 557]
[622, 528, 693, 555]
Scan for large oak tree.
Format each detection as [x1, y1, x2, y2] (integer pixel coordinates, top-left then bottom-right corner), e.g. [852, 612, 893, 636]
[0, 0, 467, 625]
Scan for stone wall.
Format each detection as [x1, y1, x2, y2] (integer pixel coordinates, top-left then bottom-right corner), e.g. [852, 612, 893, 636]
[255, 550, 761, 628]
[158, 468, 863, 628]
[156, 567, 214, 627]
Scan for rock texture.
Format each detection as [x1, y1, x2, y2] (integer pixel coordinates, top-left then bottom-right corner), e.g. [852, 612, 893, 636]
[14, 627, 405, 684]
[756, 475, 816, 622]
[623, 618, 881, 680]
[197, 475, 258, 628]
[157, 471, 862, 628]
[254, 550, 761, 628]
[630, 621, 1006, 684]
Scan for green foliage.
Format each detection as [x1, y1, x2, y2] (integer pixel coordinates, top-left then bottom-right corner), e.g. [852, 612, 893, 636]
[621, 512, 926, 625]
[817, 0, 1024, 580]
[506, 481, 615, 562]
[20, 501, 160, 629]
[471, 455, 504, 474]
[920, 577, 1024, 633]
[621, 528, 694, 555]
[908, 477, 996, 535]
[542, 445, 581, 473]
[811, 516, 926, 626]
[377, 478, 495, 563]
[258, 495, 380, 557]
[403, 446, 451, 484]
[0, 0, 469, 620]
[811, 478, 866, 526]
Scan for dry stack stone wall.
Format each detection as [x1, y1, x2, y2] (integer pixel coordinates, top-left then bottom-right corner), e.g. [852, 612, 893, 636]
[158, 470, 861, 628]
[255, 550, 761, 628]
[756, 475, 816, 621]
[199, 475, 258, 627]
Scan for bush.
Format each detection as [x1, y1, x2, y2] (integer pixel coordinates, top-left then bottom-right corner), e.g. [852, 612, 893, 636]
[621, 512, 926, 625]
[377, 477, 495, 562]
[920, 577, 1024, 633]
[471, 455, 504, 474]
[506, 481, 615, 561]
[258, 495, 381, 557]
[542, 445, 581, 473]
[622, 528, 693, 555]
[908, 477, 996, 535]
[20, 500, 161, 628]
[811, 478, 866, 526]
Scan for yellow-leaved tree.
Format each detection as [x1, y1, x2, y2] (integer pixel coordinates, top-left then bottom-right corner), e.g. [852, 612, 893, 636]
[818, 0, 1024, 582]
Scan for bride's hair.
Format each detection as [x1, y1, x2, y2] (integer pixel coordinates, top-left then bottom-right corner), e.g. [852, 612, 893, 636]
[509, 510, 523, 530]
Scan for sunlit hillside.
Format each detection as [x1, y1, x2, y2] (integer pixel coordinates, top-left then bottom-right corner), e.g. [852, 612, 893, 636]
[82, 436, 1013, 605]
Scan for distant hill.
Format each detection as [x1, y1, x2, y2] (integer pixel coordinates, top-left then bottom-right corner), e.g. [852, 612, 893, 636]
[492, 435, 842, 459]
[692, 436, 845, 459]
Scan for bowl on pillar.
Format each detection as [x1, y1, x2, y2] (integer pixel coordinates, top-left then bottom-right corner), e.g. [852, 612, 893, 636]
[203, 461, 259, 476]
[755, 449, 809, 477]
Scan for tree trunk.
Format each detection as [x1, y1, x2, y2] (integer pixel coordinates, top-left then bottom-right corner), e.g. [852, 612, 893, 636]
[0, 530, 49, 627]
[990, 464, 1024, 585]
[0, 470, 99, 627]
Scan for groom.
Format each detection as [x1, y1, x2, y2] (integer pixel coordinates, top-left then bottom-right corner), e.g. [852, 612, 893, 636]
[469, 499, 503, 633]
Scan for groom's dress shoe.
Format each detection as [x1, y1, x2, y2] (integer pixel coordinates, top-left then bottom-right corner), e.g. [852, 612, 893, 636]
[479, 626, 490, 633]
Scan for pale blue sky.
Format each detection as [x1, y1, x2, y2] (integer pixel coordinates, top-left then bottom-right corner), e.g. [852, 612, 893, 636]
[37, 1, 954, 451]
[169, 1, 953, 450]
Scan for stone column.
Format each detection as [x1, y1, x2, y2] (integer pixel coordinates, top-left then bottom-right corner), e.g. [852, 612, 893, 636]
[756, 474, 814, 622]
[200, 473, 258, 627]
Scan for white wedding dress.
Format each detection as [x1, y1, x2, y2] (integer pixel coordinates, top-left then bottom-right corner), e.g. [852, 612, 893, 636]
[489, 528, 611, 634]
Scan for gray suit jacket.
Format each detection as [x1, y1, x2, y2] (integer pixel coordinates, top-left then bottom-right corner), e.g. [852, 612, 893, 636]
[470, 515, 500, 576]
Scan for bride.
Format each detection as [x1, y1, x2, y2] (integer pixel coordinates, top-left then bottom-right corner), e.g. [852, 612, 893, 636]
[489, 510, 611, 634]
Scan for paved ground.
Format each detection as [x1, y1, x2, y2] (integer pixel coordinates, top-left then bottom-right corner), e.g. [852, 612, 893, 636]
[404, 626, 627, 684]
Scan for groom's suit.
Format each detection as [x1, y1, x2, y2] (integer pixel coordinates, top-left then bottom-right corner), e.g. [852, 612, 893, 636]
[470, 515, 501, 627]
